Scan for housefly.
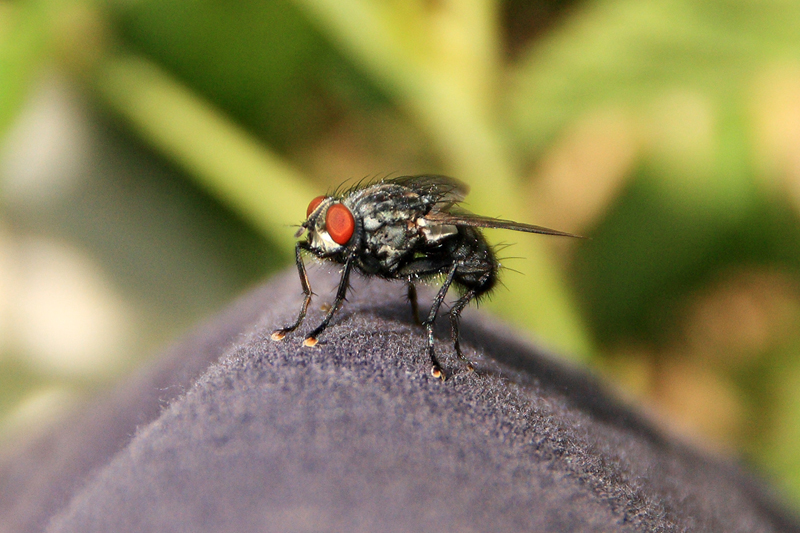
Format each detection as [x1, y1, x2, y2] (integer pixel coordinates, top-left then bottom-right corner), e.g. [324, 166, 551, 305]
[271, 175, 582, 380]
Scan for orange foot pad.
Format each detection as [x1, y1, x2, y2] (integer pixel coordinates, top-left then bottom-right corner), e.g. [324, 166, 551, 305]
[303, 337, 318, 347]
[430, 366, 446, 381]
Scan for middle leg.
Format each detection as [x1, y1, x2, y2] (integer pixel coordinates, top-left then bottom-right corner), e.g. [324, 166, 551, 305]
[407, 281, 421, 326]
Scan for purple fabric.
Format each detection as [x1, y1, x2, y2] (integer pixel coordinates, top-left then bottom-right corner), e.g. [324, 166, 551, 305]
[2, 267, 798, 532]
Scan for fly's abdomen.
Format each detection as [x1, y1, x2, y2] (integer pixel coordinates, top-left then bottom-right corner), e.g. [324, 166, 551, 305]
[449, 226, 497, 294]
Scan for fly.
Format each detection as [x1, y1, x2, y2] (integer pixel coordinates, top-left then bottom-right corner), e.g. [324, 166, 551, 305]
[271, 175, 583, 380]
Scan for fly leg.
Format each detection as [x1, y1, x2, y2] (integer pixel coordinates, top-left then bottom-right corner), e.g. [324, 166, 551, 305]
[272, 243, 313, 341]
[448, 270, 492, 372]
[449, 292, 477, 372]
[424, 263, 458, 381]
[407, 281, 421, 326]
[303, 256, 354, 347]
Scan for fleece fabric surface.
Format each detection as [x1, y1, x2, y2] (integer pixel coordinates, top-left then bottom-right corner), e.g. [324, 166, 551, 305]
[2, 267, 798, 532]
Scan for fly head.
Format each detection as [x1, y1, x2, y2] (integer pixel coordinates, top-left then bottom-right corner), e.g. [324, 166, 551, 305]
[300, 195, 359, 259]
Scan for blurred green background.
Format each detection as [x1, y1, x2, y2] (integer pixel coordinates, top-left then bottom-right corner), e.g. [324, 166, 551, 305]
[3, 0, 800, 509]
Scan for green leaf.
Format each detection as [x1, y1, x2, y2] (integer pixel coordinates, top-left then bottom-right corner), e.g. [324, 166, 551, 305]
[506, 0, 800, 153]
[0, 0, 52, 141]
[95, 55, 316, 254]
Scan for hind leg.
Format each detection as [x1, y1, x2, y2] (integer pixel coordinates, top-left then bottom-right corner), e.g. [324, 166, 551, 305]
[423, 264, 458, 381]
[449, 270, 493, 372]
[449, 291, 477, 372]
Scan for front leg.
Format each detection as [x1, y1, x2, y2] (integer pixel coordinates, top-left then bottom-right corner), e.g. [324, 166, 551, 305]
[303, 256, 355, 347]
[271, 242, 313, 341]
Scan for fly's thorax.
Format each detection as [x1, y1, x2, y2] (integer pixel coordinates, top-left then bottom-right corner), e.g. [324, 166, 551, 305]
[417, 218, 458, 243]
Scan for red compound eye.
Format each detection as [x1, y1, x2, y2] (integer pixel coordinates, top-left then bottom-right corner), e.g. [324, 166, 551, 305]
[325, 203, 355, 245]
[306, 196, 325, 218]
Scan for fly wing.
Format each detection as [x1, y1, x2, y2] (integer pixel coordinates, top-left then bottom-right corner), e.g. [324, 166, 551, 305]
[387, 175, 468, 206]
[425, 211, 585, 238]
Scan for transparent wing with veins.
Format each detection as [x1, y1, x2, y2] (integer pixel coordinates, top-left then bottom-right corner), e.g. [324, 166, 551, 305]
[387, 175, 468, 208]
[423, 211, 585, 239]
[390, 175, 583, 239]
